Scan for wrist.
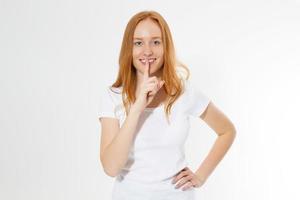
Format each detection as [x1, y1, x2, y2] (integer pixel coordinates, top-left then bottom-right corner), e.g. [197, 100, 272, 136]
[195, 172, 207, 184]
[129, 104, 143, 115]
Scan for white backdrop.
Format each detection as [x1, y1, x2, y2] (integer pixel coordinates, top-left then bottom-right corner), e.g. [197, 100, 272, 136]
[1, 0, 300, 199]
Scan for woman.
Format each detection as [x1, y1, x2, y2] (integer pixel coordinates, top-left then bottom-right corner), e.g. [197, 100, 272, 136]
[98, 10, 236, 200]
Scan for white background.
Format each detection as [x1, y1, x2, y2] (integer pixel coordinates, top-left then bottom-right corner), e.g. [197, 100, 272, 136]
[1, 0, 300, 199]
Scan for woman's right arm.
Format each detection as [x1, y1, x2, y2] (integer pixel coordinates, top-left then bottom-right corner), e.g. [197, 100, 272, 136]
[99, 107, 142, 177]
[99, 60, 164, 177]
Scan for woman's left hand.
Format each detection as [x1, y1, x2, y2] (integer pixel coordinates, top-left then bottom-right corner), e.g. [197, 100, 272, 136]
[172, 167, 206, 191]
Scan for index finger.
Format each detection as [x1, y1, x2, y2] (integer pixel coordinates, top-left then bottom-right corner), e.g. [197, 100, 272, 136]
[143, 58, 150, 80]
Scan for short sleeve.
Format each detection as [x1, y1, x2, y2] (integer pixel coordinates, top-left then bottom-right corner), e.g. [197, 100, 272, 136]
[186, 81, 211, 117]
[98, 87, 118, 120]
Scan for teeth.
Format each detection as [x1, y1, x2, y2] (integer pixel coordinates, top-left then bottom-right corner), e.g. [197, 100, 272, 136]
[140, 58, 156, 63]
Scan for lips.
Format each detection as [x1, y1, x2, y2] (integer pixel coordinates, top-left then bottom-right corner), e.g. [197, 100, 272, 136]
[139, 58, 156, 64]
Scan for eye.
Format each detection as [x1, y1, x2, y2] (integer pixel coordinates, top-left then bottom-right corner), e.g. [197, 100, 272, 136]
[154, 40, 161, 45]
[134, 41, 142, 46]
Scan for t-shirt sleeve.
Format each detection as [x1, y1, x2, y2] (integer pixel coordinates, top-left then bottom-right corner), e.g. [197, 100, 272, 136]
[98, 87, 118, 120]
[186, 82, 211, 117]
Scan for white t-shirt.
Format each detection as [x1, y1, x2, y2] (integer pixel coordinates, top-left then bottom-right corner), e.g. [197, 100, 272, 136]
[98, 80, 211, 199]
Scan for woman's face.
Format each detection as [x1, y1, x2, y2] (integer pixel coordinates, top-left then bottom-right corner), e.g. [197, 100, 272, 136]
[132, 18, 164, 77]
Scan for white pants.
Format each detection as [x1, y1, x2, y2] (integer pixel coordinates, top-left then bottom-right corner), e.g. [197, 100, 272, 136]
[111, 176, 196, 200]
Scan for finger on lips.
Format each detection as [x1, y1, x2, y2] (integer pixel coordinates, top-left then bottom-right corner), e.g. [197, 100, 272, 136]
[146, 58, 150, 74]
[142, 59, 165, 97]
[143, 59, 149, 79]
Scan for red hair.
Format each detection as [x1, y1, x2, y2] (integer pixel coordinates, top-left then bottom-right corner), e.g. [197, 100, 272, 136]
[111, 10, 190, 122]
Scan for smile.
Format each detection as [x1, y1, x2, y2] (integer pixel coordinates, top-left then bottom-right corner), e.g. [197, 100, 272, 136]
[139, 58, 156, 64]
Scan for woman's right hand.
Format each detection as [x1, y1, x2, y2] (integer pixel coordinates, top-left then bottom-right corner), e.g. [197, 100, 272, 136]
[131, 59, 165, 114]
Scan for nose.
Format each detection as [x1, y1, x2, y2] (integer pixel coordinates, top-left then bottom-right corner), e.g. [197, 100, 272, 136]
[143, 44, 153, 57]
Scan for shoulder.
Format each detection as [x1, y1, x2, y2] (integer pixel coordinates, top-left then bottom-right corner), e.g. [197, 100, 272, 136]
[106, 85, 122, 95]
[180, 79, 210, 104]
[181, 79, 197, 96]
[172, 79, 196, 106]
[99, 85, 124, 107]
[98, 85, 124, 120]
[103, 85, 122, 98]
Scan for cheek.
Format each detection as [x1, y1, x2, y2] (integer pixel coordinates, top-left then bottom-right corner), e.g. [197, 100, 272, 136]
[156, 48, 164, 62]
[132, 49, 140, 67]
[158, 51, 164, 63]
[158, 45, 164, 54]
[157, 57, 164, 66]
[133, 46, 143, 56]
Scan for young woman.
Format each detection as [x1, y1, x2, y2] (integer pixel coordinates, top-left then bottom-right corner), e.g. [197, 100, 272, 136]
[98, 10, 236, 200]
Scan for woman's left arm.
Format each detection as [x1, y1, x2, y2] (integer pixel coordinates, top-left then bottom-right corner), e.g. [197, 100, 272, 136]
[172, 101, 236, 190]
[195, 101, 236, 181]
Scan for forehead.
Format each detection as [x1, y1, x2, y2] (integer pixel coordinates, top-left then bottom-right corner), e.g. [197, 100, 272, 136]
[133, 18, 162, 38]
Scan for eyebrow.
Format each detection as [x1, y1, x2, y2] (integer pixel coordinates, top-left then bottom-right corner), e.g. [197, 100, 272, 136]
[133, 36, 162, 40]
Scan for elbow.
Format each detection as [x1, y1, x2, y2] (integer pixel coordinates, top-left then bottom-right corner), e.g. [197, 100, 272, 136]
[227, 125, 237, 142]
[227, 120, 237, 135]
[220, 124, 237, 138]
[231, 125, 237, 137]
[103, 167, 119, 177]
[100, 156, 120, 177]
[227, 125, 237, 138]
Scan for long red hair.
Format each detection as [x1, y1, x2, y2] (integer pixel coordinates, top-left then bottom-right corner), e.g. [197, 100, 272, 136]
[111, 10, 190, 122]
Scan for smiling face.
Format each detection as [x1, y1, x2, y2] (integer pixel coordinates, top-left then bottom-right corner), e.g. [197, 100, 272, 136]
[132, 18, 164, 77]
